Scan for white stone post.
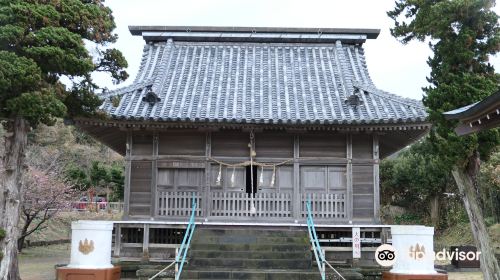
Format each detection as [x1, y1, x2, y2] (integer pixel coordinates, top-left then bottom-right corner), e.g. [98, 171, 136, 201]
[390, 225, 437, 275]
[67, 220, 114, 269]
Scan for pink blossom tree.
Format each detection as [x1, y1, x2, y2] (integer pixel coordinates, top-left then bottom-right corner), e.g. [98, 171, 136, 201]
[18, 168, 77, 251]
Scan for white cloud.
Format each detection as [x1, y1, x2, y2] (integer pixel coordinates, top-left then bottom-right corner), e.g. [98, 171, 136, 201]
[92, 0, 499, 100]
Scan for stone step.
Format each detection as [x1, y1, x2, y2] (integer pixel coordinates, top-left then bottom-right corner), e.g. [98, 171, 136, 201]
[183, 228, 316, 278]
[137, 268, 364, 280]
[136, 268, 175, 279]
[181, 268, 320, 280]
[190, 250, 311, 259]
[192, 235, 308, 245]
[190, 243, 310, 252]
[189, 257, 312, 269]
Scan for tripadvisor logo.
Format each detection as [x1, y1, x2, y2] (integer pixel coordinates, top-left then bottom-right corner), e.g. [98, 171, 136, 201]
[434, 248, 481, 261]
[375, 244, 397, 267]
[409, 244, 481, 262]
[409, 243, 425, 260]
[375, 243, 481, 266]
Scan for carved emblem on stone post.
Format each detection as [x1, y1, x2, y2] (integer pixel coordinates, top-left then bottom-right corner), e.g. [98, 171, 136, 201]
[78, 238, 95, 255]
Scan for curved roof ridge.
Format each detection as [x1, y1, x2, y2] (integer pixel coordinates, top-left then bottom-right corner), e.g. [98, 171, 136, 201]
[99, 81, 153, 99]
[98, 34, 428, 126]
[351, 80, 425, 110]
[371, 89, 425, 109]
[99, 41, 174, 101]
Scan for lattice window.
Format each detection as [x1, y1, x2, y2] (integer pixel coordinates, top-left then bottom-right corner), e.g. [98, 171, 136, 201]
[149, 228, 186, 244]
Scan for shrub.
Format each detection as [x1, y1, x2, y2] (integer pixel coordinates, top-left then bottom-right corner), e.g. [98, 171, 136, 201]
[394, 213, 422, 225]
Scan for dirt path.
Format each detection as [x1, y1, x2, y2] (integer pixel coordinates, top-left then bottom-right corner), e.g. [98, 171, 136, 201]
[19, 244, 70, 280]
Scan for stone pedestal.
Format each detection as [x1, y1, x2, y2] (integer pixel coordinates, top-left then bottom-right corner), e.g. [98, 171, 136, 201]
[382, 272, 447, 280]
[56, 220, 120, 280]
[56, 266, 121, 280]
[386, 225, 447, 280]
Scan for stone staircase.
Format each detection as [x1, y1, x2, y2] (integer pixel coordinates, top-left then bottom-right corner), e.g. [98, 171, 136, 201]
[134, 227, 368, 279]
[180, 227, 320, 280]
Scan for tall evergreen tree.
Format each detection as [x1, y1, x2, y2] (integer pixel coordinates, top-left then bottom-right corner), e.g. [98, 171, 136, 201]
[388, 1, 499, 278]
[0, 1, 127, 279]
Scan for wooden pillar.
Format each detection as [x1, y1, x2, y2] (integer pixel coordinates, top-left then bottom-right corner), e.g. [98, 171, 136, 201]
[381, 227, 389, 244]
[113, 224, 121, 258]
[142, 224, 150, 262]
[293, 135, 300, 221]
[151, 133, 159, 218]
[373, 134, 380, 223]
[123, 131, 132, 219]
[346, 133, 353, 221]
[204, 132, 212, 220]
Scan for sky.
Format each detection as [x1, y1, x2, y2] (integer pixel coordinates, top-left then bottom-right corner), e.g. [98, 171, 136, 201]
[94, 0, 500, 101]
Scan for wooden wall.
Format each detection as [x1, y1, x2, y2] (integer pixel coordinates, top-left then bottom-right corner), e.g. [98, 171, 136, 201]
[129, 161, 152, 216]
[125, 129, 379, 222]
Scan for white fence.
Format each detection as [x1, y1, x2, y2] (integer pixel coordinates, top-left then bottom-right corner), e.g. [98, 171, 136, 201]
[210, 191, 293, 218]
[301, 192, 346, 219]
[157, 191, 203, 217]
[156, 191, 346, 221]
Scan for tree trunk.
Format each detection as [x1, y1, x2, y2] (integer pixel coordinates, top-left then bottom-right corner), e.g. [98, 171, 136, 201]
[429, 195, 440, 228]
[452, 167, 500, 280]
[0, 117, 28, 280]
[17, 214, 32, 253]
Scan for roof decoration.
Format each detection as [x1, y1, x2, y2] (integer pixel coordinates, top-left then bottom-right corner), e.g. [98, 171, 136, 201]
[99, 26, 428, 126]
[141, 86, 161, 105]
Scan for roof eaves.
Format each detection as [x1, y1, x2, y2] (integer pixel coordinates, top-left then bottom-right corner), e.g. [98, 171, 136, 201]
[129, 25, 380, 38]
[443, 91, 500, 120]
[129, 26, 380, 44]
[140, 31, 368, 44]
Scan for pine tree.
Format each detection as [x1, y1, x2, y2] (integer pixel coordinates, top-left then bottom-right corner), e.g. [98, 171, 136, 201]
[388, 1, 500, 278]
[0, 1, 127, 279]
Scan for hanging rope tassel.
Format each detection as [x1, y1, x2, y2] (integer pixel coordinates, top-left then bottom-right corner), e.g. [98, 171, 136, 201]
[216, 164, 222, 186]
[259, 166, 264, 186]
[230, 167, 235, 187]
[270, 165, 276, 187]
[250, 200, 256, 214]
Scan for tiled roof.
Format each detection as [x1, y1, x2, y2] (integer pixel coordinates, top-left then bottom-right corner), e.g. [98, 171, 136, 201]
[100, 26, 427, 126]
[444, 90, 500, 120]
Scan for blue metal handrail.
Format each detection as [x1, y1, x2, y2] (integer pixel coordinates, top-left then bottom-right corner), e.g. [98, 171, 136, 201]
[175, 193, 197, 280]
[306, 198, 345, 280]
[306, 198, 326, 280]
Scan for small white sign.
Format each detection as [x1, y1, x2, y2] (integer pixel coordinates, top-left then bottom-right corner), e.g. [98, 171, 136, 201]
[352, 227, 361, 259]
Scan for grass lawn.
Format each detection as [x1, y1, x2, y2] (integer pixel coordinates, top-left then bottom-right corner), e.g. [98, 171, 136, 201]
[19, 244, 70, 280]
[448, 272, 483, 279]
